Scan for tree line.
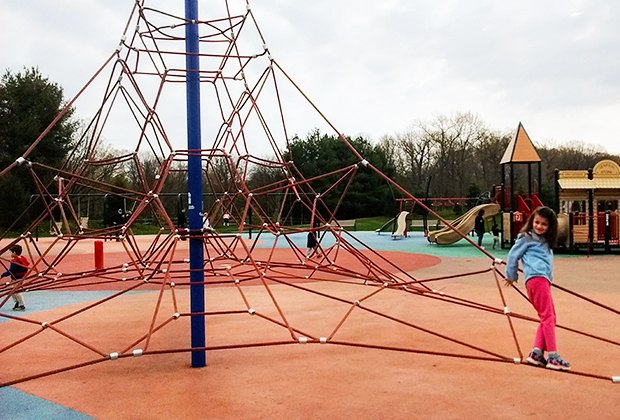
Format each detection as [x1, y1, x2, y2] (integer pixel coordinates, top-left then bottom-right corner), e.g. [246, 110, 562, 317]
[1, 67, 618, 229]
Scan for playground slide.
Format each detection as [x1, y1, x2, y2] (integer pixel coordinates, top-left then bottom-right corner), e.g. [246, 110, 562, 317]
[428, 203, 500, 245]
[426, 208, 473, 243]
[426, 212, 467, 242]
[391, 211, 409, 239]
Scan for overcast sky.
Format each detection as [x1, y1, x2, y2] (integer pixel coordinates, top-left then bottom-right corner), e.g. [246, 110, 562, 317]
[3, 0, 620, 155]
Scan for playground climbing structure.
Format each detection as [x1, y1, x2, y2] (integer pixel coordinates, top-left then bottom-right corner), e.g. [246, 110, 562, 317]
[1, 0, 618, 387]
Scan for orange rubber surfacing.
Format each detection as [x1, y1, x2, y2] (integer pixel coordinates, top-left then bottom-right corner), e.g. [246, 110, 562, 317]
[44, 246, 440, 290]
[3, 254, 619, 419]
[0, 245, 442, 385]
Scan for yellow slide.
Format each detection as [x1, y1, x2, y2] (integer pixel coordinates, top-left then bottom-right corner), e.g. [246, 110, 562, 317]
[428, 203, 500, 245]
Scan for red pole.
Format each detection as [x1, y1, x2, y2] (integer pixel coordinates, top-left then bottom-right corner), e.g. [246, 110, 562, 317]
[94, 240, 104, 270]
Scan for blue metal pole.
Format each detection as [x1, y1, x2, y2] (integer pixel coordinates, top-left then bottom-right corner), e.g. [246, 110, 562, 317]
[185, 0, 206, 367]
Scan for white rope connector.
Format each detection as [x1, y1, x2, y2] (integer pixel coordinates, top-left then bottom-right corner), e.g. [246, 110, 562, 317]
[41, 322, 49, 329]
[503, 306, 511, 315]
[360, 159, 369, 166]
[246, 3, 251, 11]
[173, 312, 180, 319]
[513, 357, 521, 364]
[132, 349, 143, 357]
[155, 174, 161, 180]
[184, 258, 190, 263]
[494, 258, 503, 265]
[354, 300, 360, 306]
[15, 157, 26, 165]
[248, 308, 256, 315]
[122, 267, 128, 272]
[170, 282, 175, 287]
[320, 337, 328, 344]
[611, 376, 620, 383]
[161, 268, 167, 274]
[109, 352, 119, 360]
[121, 277, 126, 281]
[298, 336, 308, 344]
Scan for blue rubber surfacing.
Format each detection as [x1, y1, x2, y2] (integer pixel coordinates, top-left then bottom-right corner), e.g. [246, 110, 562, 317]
[0, 387, 93, 420]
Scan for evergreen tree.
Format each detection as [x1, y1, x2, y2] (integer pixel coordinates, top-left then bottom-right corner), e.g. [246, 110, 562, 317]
[0, 67, 78, 229]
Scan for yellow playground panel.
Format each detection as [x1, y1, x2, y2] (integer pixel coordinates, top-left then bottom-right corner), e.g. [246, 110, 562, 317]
[556, 159, 620, 252]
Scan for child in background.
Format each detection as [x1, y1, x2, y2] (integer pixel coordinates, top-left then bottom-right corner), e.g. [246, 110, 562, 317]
[505, 206, 570, 370]
[474, 209, 485, 247]
[491, 223, 500, 249]
[1, 244, 29, 311]
[306, 223, 319, 258]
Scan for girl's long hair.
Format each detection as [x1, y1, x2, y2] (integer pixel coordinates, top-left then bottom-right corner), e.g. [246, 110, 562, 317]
[520, 206, 558, 247]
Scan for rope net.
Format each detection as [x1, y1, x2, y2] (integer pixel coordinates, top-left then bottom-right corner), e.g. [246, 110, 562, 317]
[0, 0, 618, 387]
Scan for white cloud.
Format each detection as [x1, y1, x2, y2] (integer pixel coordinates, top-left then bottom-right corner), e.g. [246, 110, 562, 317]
[2, 0, 619, 154]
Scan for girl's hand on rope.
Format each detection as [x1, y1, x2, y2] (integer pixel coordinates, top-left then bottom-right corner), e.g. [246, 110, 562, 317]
[504, 279, 517, 287]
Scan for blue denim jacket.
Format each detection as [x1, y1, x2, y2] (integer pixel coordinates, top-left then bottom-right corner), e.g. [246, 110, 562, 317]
[505, 232, 553, 283]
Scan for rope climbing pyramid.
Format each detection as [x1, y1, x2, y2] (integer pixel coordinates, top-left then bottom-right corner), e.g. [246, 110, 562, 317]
[0, 0, 618, 389]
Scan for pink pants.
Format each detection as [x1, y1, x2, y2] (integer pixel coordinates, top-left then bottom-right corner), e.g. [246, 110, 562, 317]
[525, 276, 557, 352]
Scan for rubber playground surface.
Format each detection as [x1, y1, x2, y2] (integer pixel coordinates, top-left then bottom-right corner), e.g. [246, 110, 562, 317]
[1, 231, 618, 419]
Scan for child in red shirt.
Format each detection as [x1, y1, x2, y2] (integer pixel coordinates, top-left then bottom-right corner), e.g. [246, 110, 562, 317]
[2, 244, 29, 311]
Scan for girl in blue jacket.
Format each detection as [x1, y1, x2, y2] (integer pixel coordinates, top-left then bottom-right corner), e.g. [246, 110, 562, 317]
[505, 206, 570, 370]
